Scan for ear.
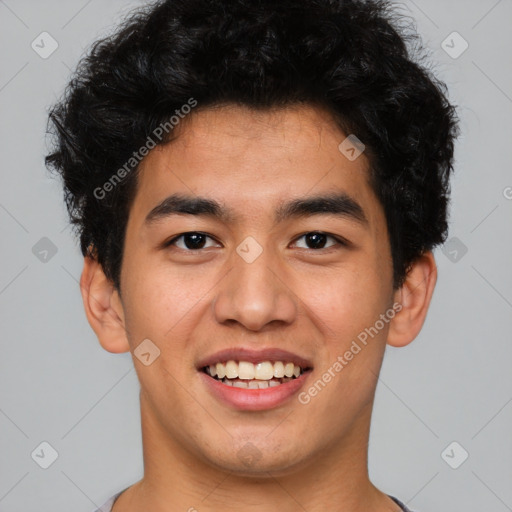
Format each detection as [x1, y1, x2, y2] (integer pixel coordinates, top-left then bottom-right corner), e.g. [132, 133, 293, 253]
[79, 254, 130, 353]
[387, 251, 437, 348]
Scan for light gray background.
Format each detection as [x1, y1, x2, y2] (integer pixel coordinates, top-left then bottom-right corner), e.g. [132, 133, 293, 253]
[0, 1, 511, 511]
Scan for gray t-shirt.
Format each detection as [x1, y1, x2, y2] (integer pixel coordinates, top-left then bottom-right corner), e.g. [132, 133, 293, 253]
[93, 489, 416, 511]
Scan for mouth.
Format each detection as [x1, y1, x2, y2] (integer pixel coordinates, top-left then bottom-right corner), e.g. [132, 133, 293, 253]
[201, 360, 313, 389]
[197, 348, 314, 410]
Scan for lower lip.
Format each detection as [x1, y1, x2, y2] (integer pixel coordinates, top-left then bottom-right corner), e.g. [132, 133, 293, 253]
[199, 371, 312, 411]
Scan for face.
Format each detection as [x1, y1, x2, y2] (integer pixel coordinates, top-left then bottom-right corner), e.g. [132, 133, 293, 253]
[117, 104, 397, 476]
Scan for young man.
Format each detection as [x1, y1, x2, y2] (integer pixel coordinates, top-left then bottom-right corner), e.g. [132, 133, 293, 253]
[46, 0, 459, 510]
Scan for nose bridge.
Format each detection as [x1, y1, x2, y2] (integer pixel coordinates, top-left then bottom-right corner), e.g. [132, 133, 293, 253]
[212, 236, 297, 331]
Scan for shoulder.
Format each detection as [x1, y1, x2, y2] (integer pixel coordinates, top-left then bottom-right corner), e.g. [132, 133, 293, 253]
[91, 489, 126, 512]
[388, 495, 417, 512]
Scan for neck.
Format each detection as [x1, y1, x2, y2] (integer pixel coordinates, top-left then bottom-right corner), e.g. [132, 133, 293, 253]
[114, 392, 400, 512]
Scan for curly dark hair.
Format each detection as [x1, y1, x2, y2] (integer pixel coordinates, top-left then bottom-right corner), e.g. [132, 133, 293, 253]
[46, 0, 459, 292]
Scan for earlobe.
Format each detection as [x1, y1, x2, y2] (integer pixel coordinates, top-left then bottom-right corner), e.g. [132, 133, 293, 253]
[387, 251, 437, 348]
[79, 255, 131, 354]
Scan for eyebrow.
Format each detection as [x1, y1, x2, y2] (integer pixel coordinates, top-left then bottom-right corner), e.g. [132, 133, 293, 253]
[144, 192, 368, 227]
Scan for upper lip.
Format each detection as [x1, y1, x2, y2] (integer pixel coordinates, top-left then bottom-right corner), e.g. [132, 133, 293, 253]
[196, 347, 313, 370]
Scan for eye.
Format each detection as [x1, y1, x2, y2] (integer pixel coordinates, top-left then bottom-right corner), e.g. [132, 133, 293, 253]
[164, 231, 347, 252]
[292, 231, 346, 250]
[165, 232, 220, 251]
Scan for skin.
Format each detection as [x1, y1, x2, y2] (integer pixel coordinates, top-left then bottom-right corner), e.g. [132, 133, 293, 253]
[80, 104, 437, 512]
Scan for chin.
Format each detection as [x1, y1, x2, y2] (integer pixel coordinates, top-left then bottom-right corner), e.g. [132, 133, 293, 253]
[201, 443, 310, 478]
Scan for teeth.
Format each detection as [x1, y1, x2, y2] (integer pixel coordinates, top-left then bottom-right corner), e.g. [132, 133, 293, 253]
[225, 360, 238, 379]
[219, 377, 293, 389]
[238, 361, 255, 380]
[273, 361, 285, 378]
[216, 362, 226, 379]
[206, 360, 306, 382]
[284, 362, 294, 377]
[254, 361, 274, 380]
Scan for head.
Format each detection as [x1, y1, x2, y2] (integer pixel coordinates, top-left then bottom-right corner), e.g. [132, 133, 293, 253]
[46, 0, 458, 477]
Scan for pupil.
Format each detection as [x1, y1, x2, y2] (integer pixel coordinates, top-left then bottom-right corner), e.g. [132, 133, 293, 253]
[185, 233, 206, 249]
[306, 232, 326, 249]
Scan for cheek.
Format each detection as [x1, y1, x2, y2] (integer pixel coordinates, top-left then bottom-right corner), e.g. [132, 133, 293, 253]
[122, 255, 199, 333]
[303, 263, 389, 336]
[120, 259, 218, 374]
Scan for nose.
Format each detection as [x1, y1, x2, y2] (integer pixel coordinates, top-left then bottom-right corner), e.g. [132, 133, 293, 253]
[212, 243, 298, 332]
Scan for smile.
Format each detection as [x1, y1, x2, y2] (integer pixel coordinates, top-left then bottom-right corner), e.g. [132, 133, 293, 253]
[197, 348, 314, 410]
[202, 360, 310, 389]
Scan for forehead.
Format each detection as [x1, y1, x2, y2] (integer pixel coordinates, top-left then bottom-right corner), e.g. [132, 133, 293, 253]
[130, 104, 382, 227]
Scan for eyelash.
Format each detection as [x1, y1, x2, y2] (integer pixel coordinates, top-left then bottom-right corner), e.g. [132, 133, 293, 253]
[163, 231, 348, 252]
